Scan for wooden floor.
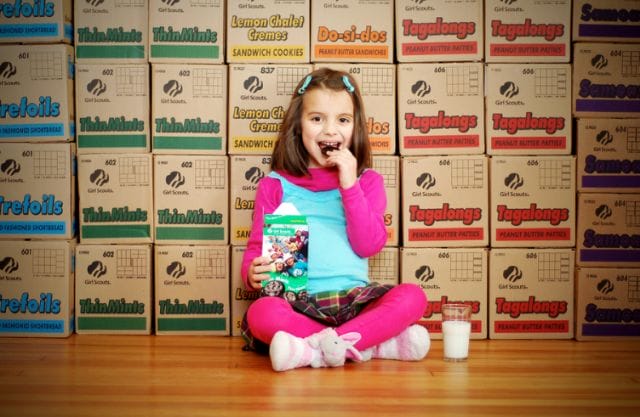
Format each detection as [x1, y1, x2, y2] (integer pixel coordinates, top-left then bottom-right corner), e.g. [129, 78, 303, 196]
[1, 335, 639, 417]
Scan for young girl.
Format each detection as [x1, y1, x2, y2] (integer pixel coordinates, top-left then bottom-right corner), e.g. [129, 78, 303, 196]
[241, 68, 429, 372]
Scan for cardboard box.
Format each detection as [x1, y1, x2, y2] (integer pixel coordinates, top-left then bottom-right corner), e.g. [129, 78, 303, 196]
[0, 240, 75, 337]
[74, 0, 148, 63]
[490, 156, 576, 248]
[397, 63, 484, 155]
[573, 0, 640, 43]
[373, 155, 399, 247]
[315, 63, 396, 155]
[230, 155, 272, 246]
[575, 267, 640, 341]
[154, 154, 228, 245]
[489, 248, 574, 339]
[230, 245, 258, 337]
[485, 0, 571, 63]
[401, 156, 489, 247]
[75, 244, 152, 334]
[154, 245, 230, 335]
[311, 0, 394, 63]
[0, 142, 75, 239]
[573, 43, 640, 118]
[577, 118, 640, 193]
[395, 0, 483, 62]
[228, 64, 312, 154]
[0, 0, 72, 44]
[75, 63, 150, 154]
[401, 247, 488, 340]
[151, 63, 227, 154]
[577, 193, 640, 268]
[485, 64, 572, 155]
[77, 154, 153, 244]
[369, 247, 399, 286]
[227, 0, 309, 63]
[149, 0, 224, 64]
[0, 43, 74, 143]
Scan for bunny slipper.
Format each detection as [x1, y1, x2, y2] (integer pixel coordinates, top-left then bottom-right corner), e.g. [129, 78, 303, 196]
[270, 328, 362, 372]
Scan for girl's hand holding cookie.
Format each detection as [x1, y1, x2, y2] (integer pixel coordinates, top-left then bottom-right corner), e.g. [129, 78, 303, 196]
[326, 147, 357, 189]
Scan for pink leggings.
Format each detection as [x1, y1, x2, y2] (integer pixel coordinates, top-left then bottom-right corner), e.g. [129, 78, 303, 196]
[246, 283, 427, 351]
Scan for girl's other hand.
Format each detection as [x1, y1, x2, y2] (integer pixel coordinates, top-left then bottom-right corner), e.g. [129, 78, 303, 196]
[248, 256, 272, 290]
[326, 147, 357, 189]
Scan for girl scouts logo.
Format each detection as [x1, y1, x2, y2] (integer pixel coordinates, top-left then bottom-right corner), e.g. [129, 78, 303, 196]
[162, 0, 181, 6]
[0, 257, 19, 274]
[415, 265, 434, 282]
[504, 173, 524, 190]
[416, 172, 436, 190]
[90, 169, 110, 187]
[596, 130, 613, 145]
[503, 266, 523, 283]
[88, 261, 107, 278]
[87, 79, 107, 96]
[166, 261, 186, 278]
[411, 81, 431, 97]
[499, 81, 519, 98]
[597, 279, 614, 295]
[595, 204, 612, 220]
[0, 62, 16, 78]
[244, 166, 265, 184]
[86, 0, 105, 6]
[243, 76, 264, 94]
[1, 159, 21, 176]
[591, 54, 608, 70]
[163, 80, 183, 97]
[165, 171, 186, 188]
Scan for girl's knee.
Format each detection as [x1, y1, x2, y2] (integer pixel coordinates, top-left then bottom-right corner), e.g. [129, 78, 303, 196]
[394, 283, 428, 319]
[246, 296, 289, 326]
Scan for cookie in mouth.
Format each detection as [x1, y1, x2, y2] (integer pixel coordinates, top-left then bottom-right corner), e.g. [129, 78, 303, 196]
[319, 142, 340, 156]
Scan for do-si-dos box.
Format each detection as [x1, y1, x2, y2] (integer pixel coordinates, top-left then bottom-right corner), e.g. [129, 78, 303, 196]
[573, 0, 640, 43]
[573, 43, 640, 118]
[398, 63, 484, 155]
[228, 64, 312, 154]
[78, 154, 153, 244]
[485, 0, 571, 63]
[402, 156, 489, 247]
[311, 0, 394, 63]
[369, 247, 399, 286]
[230, 245, 258, 336]
[0, 240, 75, 337]
[395, 0, 483, 62]
[489, 248, 575, 339]
[149, 0, 224, 63]
[401, 247, 488, 340]
[373, 155, 399, 247]
[151, 64, 227, 154]
[74, 0, 147, 63]
[154, 154, 228, 245]
[577, 193, 640, 268]
[75, 63, 150, 154]
[315, 63, 396, 155]
[227, 0, 309, 64]
[576, 267, 640, 341]
[0, 0, 72, 44]
[261, 212, 308, 301]
[75, 244, 152, 334]
[490, 156, 576, 248]
[155, 245, 230, 335]
[485, 64, 572, 155]
[0, 44, 74, 143]
[0, 143, 75, 240]
[577, 118, 640, 193]
[230, 155, 272, 246]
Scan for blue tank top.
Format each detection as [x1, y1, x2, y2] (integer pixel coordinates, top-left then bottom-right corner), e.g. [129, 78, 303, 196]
[269, 171, 368, 294]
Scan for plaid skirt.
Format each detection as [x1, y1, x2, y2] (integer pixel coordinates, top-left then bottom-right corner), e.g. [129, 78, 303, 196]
[241, 282, 394, 353]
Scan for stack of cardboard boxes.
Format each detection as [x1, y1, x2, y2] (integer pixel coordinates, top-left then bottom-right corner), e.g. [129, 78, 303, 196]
[572, 0, 640, 340]
[0, 0, 75, 337]
[2, 0, 639, 341]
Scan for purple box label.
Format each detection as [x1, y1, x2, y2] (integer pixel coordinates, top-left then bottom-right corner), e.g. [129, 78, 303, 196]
[578, 24, 640, 39]
[581, 175, 640, 188]
[580, 249, 640, 263]
[582, 323, 640, 337]
[576, 99, 640, 113]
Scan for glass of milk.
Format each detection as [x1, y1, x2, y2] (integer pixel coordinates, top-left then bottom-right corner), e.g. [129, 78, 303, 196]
[442, 303, 472, 362]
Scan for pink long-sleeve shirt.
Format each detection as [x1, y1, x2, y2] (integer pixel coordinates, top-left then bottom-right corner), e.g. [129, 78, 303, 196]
[241, 167, 387, 290]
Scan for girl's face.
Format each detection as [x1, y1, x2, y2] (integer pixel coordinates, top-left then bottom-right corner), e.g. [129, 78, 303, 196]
[300, 88, 354, 168]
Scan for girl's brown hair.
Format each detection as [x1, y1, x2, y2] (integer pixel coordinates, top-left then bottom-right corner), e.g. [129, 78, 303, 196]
[270, 67, 371, 177]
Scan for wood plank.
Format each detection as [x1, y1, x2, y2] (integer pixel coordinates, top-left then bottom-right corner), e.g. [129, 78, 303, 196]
[0, 335, 639, 417]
